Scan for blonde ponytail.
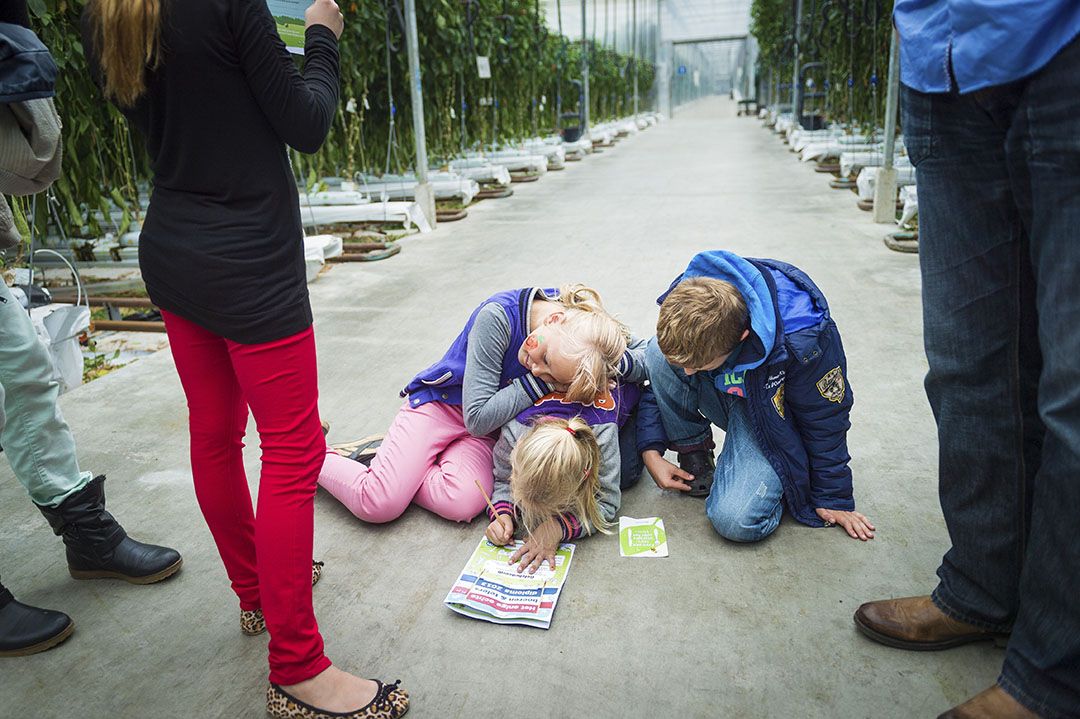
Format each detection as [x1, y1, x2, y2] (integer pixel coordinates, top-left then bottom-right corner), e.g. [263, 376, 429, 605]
[510, 416, 610, 536]
[552, 284, 629, 403]
[555, 284, 607, 314]
[88, 0, 163, 106]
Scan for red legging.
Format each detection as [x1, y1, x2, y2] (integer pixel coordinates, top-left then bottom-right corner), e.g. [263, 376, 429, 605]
[162, 310, 330, 685]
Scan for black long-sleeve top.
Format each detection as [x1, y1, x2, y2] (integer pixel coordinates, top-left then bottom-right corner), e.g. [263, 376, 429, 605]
[83, 0, 340, 343]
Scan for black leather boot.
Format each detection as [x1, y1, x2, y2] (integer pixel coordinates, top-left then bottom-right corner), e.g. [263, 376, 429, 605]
[677, 450, 717, 497]
[36, 475, 183, 584]
[0, 580, 74, 656]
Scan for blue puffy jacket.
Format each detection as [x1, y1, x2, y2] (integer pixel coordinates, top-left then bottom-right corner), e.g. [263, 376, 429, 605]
[0, 21, 57, 103]
[657, 251, 855, 527]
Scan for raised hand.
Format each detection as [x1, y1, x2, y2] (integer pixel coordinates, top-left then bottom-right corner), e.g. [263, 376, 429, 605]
[305, 0, 344, 39]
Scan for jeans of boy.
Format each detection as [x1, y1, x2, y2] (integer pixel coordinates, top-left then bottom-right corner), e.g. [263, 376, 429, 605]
[645, 339, 783, 542]
[902, 35, 1080, 718]
[0, 281, 91, 507]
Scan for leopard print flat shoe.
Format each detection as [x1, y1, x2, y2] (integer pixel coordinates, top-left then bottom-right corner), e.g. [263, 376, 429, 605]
[266, 680, 409, 719]
[241, 608, 267, 636]
[242, 561, 326, 636]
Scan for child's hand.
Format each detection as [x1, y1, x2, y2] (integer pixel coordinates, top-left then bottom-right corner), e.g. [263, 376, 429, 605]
[509, 517, 561, 574]
[642, 450, 693, 492]
[485, 515, 515, 546]
[815, 507, 876, 541]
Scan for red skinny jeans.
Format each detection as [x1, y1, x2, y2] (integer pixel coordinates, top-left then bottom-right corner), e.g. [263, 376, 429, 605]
[163, 310, 330, 685]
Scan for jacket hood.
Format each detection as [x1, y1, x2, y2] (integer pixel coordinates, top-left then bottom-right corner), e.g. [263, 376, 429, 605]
[0, 22, 56, 103]
[658, 250, 777, 374]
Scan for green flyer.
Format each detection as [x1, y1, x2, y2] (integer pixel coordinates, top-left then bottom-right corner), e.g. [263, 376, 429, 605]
[619, 516, 669, 557]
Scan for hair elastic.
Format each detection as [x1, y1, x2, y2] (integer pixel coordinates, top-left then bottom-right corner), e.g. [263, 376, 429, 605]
[565, 426, 577, 436]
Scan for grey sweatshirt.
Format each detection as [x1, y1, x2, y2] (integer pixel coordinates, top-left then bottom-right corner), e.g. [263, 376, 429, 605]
[461, 298, 648, 437]
[485, 379, 650, 541]
[489, 416, 621, 541]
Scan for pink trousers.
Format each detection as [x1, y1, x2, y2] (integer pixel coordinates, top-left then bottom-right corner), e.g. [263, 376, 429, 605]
[318, 401, 496, 523]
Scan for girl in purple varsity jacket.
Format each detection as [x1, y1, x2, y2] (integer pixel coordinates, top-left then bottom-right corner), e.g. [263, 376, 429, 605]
[318, 285, 648, 525]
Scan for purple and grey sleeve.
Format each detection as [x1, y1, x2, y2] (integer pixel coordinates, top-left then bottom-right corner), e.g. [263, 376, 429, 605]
[462, 304, 553, 437]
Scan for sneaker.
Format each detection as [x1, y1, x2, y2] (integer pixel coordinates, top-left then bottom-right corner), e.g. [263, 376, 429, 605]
[677, 450, 716, 497]
[333, 435, 383, 467]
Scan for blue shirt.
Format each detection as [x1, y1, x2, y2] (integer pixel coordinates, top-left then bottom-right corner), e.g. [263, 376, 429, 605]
[895, 1, 1080, 92]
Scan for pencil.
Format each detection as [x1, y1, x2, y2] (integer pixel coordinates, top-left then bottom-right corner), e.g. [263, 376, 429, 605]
[474, 479, 499, 518]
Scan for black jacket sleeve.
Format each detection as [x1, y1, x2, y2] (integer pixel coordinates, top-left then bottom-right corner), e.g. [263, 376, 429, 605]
[230, 0, 339, 154]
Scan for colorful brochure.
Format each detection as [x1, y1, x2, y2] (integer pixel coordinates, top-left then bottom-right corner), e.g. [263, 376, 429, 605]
[444, 538, 575, 629]
[267, 0, 312, 55]
[619, 516, 669, 557]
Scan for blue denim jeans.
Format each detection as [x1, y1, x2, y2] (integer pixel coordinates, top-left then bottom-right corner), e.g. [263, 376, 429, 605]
[902, 35, 1080, 718]
[645, 339, 783, 542]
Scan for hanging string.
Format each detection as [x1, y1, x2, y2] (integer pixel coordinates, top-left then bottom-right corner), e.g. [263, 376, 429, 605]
[382, 0, 407, 193]
[870, 0, 880, 164]
[847, 0, 854, 132]
[459, 0, 479, 152]
[592, 0, 598, 120]
[555, 0, 566, 121]
[532, 0, 542, 137]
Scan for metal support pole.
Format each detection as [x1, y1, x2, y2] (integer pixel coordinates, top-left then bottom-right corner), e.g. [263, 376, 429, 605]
[632, 0, 639, 118]
[873, 28, 901, 224]
[581, 0, 590, 133]
[658, 0, 671, 117]
[880, 27, 900, 171]
[792, 0, 803, 124]
[403, 0, 435, 227]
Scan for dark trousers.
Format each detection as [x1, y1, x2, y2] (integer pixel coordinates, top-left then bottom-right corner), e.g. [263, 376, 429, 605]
[618, 407, 645, 491]
[901, 36, 1080, 718]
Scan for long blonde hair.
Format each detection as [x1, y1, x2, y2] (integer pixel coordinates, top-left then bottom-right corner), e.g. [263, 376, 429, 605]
[510, 416, 610, 536]
[552, 284, 629, 404]
[87, 0, 164, 106]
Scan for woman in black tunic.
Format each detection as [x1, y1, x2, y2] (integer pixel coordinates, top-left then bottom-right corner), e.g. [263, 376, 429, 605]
[83, 1, 408, 716]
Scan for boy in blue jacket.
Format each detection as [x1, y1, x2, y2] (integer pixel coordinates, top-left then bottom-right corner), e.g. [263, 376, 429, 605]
[644, 250, 875, 542]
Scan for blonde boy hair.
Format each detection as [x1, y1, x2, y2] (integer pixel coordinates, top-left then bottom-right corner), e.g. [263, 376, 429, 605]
[553, 284, 629, 403]
[510, 416, 610, 536]
[656, 277, 748, 368]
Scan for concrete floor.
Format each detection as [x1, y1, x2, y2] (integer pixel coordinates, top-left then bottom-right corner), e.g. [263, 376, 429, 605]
[0, 98, 1003, 718]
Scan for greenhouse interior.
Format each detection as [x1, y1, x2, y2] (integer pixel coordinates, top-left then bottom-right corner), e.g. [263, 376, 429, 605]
[2, 1, 1076, 718]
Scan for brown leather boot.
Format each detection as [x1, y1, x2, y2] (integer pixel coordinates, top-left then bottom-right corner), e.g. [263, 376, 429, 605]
[937, 685, 1039, 719]
[854, 595, 1009, 650]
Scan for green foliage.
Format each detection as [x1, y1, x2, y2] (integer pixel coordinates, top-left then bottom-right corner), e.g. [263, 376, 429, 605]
[13, 0, 652, 246]
[751, 0, 892, 129]
[321, 0, 653, 176]
[81, 339, 122, 383]
[24, 0, 146, 242]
